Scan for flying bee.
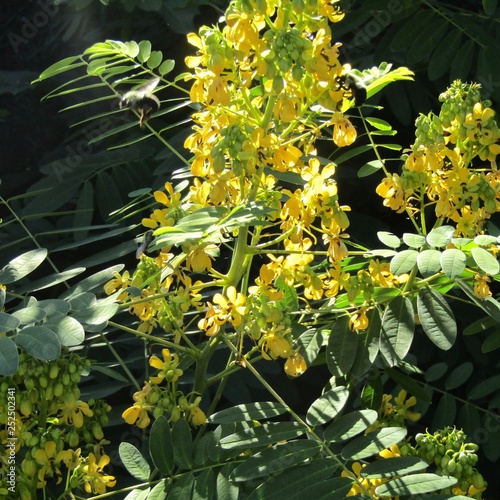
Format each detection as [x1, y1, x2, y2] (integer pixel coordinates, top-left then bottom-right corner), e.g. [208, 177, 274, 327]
[119, 77, 160, 127]
[339, 72, 367, 107]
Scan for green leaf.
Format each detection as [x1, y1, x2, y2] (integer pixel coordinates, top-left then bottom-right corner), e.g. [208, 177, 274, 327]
[34, 55, 85, 82]
[15, 326, 61, 360]
[341, 427, 407, 460]
[148, 480, 169, 500]
[0, 249, 48, 284]
[402, 233, 426, 248]
[358, 160, 384, 178]
[380, 296, 415, 366]
[417, 249, 442, 277]
[138, 40, 152, 63]
[424, 362, 448, 382]
[38, 299, 71, 316]
[440, 249, 466, 278]
[471, 247, 500, 275]
[483, 0, 499, 15]
[366, 117, 392, 130]
[324, 409, 378, 443]
[390, 249, 418, 275]
[451, 39, 475, 81]
[216, 464, 240, 500]
[417, 287, 457, 350]
[246, 458, 337, 500]
[295, 328, 324, 366]
[482, 330, 500, 352]
[168, 472, 194, 499]
[208, 402, 288, 423]
[159, 59, 175, 75]
[375, 473, 457, 495]
[432, 393, 456, 430]
[44, 316, 85, 347]
[426, 226, 455, 248]
[71, 302, 119, 326]
[0, 312, 21, 332]
[219, 422, 305, 450]
[445, 362, 474, 390]
[12, 306, 46, 324]
[147, 50, 163, 69]
[119, 442, 151, 481]
[172, 418, 193, 469]
[377, 231, 401, 249]
[458, 402, 481, 437]
[231, 440, 321, 481]
[361, 457, 429, 478]
[150, 416, 174, 475]
[385, 367, 433, 403]
[90, 364, 129, 383]
[468, 374, 500, 400]
[326, 316, 357, 377]
[0, 336, 19, 376]
[192, 469, 215, 500]
[306, 386, 350, 426]
[428, 29, 462, 80]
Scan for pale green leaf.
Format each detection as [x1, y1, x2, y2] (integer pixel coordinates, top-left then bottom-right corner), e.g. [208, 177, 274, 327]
[159, 59, 175, 75]
[358, 160, 384, 177]
[377, 231, 401, 249]
[15, 326, 61, 360]
[440, 248, 466, 278]
[71, 302, 119, 326]
[34, 55, 85, 82]
[375, 473, 457, 495]
[342, 427, 407, 460]
[0, 312, 21, 332]
[426, 226, 455, 248]
[219, 422, 305, 450]
[417, 249, 442, 277]
[0, 249, 48, 284]
[44, 316, 85, 346]
[138, 40, 152, 63]
[0, 337, 19, 376]
[324, 410, 378, 443]
[390, 249, 418, 275]
[306, 386, 350, 426]
[471, 247, 499, 275]
[208, 402, 288, 423]
[119, 442, 151, 482]
[402, 233, 426, 248]
[147, 50, 163, 69]
[361, 457, 429, 478]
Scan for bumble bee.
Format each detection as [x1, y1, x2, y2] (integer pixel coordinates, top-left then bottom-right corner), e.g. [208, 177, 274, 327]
[136, 230, 155, 258]
[119, 77, 161, 127]
[340, 72, 367, 107]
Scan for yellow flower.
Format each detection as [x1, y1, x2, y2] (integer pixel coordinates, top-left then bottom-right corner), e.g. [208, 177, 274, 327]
[149, 348, 183, 385]
[82, 453, 116, 495]
[474, 273, 492, 299]
[34, 441, 65, 487]
[349, 307, 369, 331]
[187, 406, 207, 427]
[331, 112, 357, 147]
[122, 383, 153, 428]
[393, 389, 421, 422]
[57, 399, 93, 428]
[259, 328, 292, 360]
[284, 352, 307, 377]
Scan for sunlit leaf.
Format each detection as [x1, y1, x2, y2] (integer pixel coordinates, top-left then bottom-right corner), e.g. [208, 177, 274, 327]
[119, 442, 151, 481]
[0, 249, 48, 284]
[361, 457, 429, 478]
[375, 473, 457, 495]
[426, 226, 455, 248]
[440, 248, 466, 278]
[471, 247, 499, 275]
[390, 249, 418, 275]
[208, 402, 288, 423]
[324, 410, 378, 443]
[306, 386, 350, 426]
[417, 249, 442, 278]
[342, 427, 407, 460]
[326, 316, 357, 377]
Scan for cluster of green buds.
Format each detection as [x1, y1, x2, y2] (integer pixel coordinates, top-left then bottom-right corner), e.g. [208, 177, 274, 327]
[439, 81, 483, 130]
[401, 427, 487, 498]
[212, 124, 250, 173]
[264, 27, 313, 82]
[9, 351, 90, 417]
[413, 112, 446, 153]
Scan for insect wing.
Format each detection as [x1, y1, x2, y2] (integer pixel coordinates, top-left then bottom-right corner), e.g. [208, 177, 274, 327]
[134, 77, 160, 99]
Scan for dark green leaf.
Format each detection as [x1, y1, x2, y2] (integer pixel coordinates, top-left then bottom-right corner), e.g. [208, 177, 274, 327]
[246, 458, 337, 500]
[192, 468, 215, 500]
[295, 328, 324, 366]
[451, 39, 475, 81]
[219, 422, 305, 450]
[428, 30, 462, 80]
[385, 367, 432, 403]
[168, 472, 194, 499]
[342, 427, 407, 461]
[326, 316, 357, 377]
[15, 326, 61, 360]
[231, 440, 321, 481]
[468, 374, 500, 400]
[150, 416, 174, 475]
[456, 279, 500, 323]
[306, 386, 350, 426]
[380, 296, 415, 366]
[119, 442, 151, 481]
[208, 402, 288, 423]
[463, 316, 497, 335]
[0, 336, 19, 376]
[417, 287, 457, 350]
[375, 473, 457, 495]
[483, 0, 499, 15]
[216, 464, 240, 500]
[445, 362, 473, 390]
[424, 362, 448, 382]
[458, 402, 481, 437]
[361, 457, 429, 478]
[324, 409, 378, 443]
[482, 330, 500, 352]
[432, 393, 456, 431]
[358, 160, 384, 177]
[172, 418, 193, 469]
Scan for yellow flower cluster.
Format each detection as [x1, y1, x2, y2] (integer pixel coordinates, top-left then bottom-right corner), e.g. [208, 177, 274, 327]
[377, 81, 500, 237]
